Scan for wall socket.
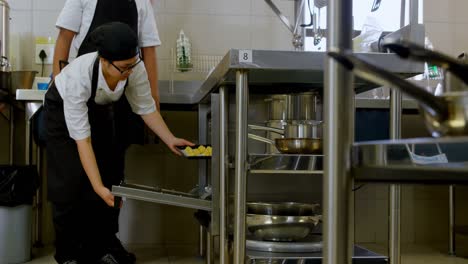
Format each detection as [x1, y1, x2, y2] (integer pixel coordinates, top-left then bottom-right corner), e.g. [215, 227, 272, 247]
[35, 43, 54, 65]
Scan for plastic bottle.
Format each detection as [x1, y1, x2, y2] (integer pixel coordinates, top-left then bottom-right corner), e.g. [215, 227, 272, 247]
[176, 30, 192, 72]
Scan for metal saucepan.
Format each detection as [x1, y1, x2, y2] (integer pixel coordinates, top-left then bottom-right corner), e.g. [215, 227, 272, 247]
[328, 48, 468, 137]
[249, 120, 323, 139]
[246, 214, 321, 242]
[247, 202, 321, 216]
[248, 134, 322, 154]
[264, 92, 322, 121]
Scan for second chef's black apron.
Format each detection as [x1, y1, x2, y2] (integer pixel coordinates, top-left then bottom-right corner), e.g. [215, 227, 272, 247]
[78, 0, 144, 147]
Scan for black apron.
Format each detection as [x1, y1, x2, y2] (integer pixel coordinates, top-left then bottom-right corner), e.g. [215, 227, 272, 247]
[45, 57, 127, 202]
[78, 0, 144, 147]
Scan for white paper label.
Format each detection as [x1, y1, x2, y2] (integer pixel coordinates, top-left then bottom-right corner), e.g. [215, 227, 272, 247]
[409, 152, 448, 165]
[239, 50, 253, 63]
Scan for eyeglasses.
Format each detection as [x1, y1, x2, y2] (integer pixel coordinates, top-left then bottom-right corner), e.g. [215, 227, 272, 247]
[110, 54, 143, 74]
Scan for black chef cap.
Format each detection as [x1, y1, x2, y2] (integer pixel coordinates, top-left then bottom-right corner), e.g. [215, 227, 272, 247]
[89, 22, 139, 61]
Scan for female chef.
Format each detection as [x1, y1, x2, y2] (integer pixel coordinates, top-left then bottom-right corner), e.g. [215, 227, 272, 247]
[44, 22, 193, 264]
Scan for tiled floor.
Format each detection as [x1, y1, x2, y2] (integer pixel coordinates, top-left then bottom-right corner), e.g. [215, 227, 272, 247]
[25, 244, 468, 264]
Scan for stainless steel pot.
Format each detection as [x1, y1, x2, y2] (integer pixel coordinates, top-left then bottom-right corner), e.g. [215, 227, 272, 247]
[265, 95, 292, 120]
[329, 44, 468, 137]
[246, 214, 321, 242]
[247, 202, 321, 216]
[288, 92, 322, 121]
[10, 70, 38, 93]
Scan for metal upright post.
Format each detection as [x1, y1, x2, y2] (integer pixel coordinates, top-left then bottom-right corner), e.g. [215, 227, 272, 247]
[449, 185, 455, 256]
[324, 0, 354, 264]
[233, 70, 248, 264]
[219, 86, 229, 264]
[389, 88, 402, 264]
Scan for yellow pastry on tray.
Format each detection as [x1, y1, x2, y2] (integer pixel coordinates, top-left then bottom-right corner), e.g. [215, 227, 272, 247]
[182, 145, 212, 157]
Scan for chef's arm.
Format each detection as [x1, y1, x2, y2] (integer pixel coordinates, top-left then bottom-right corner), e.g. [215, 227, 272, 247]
[141, 111, 194, 155]
[141, 46, 160, 111]
[53, 28, 76, 78]
[76, 137, 115, 206]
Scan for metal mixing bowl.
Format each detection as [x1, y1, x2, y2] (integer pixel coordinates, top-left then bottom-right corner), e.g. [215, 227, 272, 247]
[247, 202, 320, 216]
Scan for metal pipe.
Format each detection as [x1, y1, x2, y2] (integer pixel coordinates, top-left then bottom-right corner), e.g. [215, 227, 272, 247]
[206, 231, 214, 264]
[233, 70, 248, 264]
[389, 88, 403, 264]
[388, 9, 405, 264]
[409, 0, 419, 25]
[199, 226, 205, 257]
[400, 0, 406, 27]
[324, 0, 354, 263]
[9, 105, 13, 165]
[219, 86, 229, 264]
[449, 185, 455, 256]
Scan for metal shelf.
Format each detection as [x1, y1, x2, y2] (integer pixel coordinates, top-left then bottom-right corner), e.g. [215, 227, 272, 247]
[352, 137, 468, 184]
[246, 245, 387, 264]
[248, 154, 323, 174]
[112, 183, 212, 211]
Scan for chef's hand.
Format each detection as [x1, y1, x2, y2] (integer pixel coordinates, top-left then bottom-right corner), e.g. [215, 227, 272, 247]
[96, 186, 117, 207]
[167, 137, 195, 156]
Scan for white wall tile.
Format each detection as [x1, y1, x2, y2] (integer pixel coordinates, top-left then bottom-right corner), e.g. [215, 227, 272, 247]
[251, 0, 294, 18]
[453, 23, 468, 56]
[7, 0, 32, 10]
[423, 0, 453, 23]
[453, 0, 468, 23]
[9, 10, 32, 34]
[32, 10, 60, 38]
[164, 0, 215, 15]
[250, 16, 294, 50]
[33, 0, 66, 11]
[213, 0, 251, 16]
[425, 22, 455, 55]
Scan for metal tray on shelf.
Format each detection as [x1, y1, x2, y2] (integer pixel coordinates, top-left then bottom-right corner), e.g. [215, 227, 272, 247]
[248, 154, 323, 174]
[112, 182, 212, 211]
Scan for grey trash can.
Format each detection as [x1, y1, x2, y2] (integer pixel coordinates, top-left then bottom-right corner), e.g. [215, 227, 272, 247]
[0, 205, 32, 263]
[0, 166, 38, 264]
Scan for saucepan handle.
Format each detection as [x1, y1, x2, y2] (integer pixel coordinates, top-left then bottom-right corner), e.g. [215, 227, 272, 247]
[328, 50, 449, 121]
[384, 40, 468, 85]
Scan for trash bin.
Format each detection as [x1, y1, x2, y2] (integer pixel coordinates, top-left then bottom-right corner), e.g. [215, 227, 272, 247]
[0, 165, 39, 264]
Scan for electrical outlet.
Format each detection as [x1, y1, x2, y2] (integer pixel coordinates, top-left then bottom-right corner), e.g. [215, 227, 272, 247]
[35, 43, 54, 64]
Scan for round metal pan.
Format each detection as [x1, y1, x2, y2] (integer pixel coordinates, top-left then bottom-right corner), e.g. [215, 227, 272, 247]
[247, 202, 321, 216]
[246, 214, 321, 242]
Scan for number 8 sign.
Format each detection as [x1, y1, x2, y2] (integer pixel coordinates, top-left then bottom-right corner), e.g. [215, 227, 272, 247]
[239, 50, 253, 63]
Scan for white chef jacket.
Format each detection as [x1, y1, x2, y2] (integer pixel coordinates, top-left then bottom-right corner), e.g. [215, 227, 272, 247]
[56, 0, 161, 60]
[54, 52, 156, 141]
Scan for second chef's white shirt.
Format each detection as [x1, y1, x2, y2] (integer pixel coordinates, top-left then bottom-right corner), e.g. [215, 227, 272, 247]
[54, 52, 156, 141]
[56, 0, 161, 60]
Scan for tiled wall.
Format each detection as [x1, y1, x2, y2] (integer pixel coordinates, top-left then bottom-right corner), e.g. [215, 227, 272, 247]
[3, 0, 468, 249]
[6, 0, 295, 78]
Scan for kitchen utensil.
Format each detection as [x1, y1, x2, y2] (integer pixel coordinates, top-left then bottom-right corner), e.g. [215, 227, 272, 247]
[249, 120, 323, 139]
[247, 202, 321, 216]
[248, 134, 323, 154]
[328, 50, 468, 137]
[9, 71, 38, 93]
[246, 214, 321, 242]
[246, 234, 323, 253]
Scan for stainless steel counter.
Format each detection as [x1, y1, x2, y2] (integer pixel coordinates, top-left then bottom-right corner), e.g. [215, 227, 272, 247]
[194, 49, 423, 103]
